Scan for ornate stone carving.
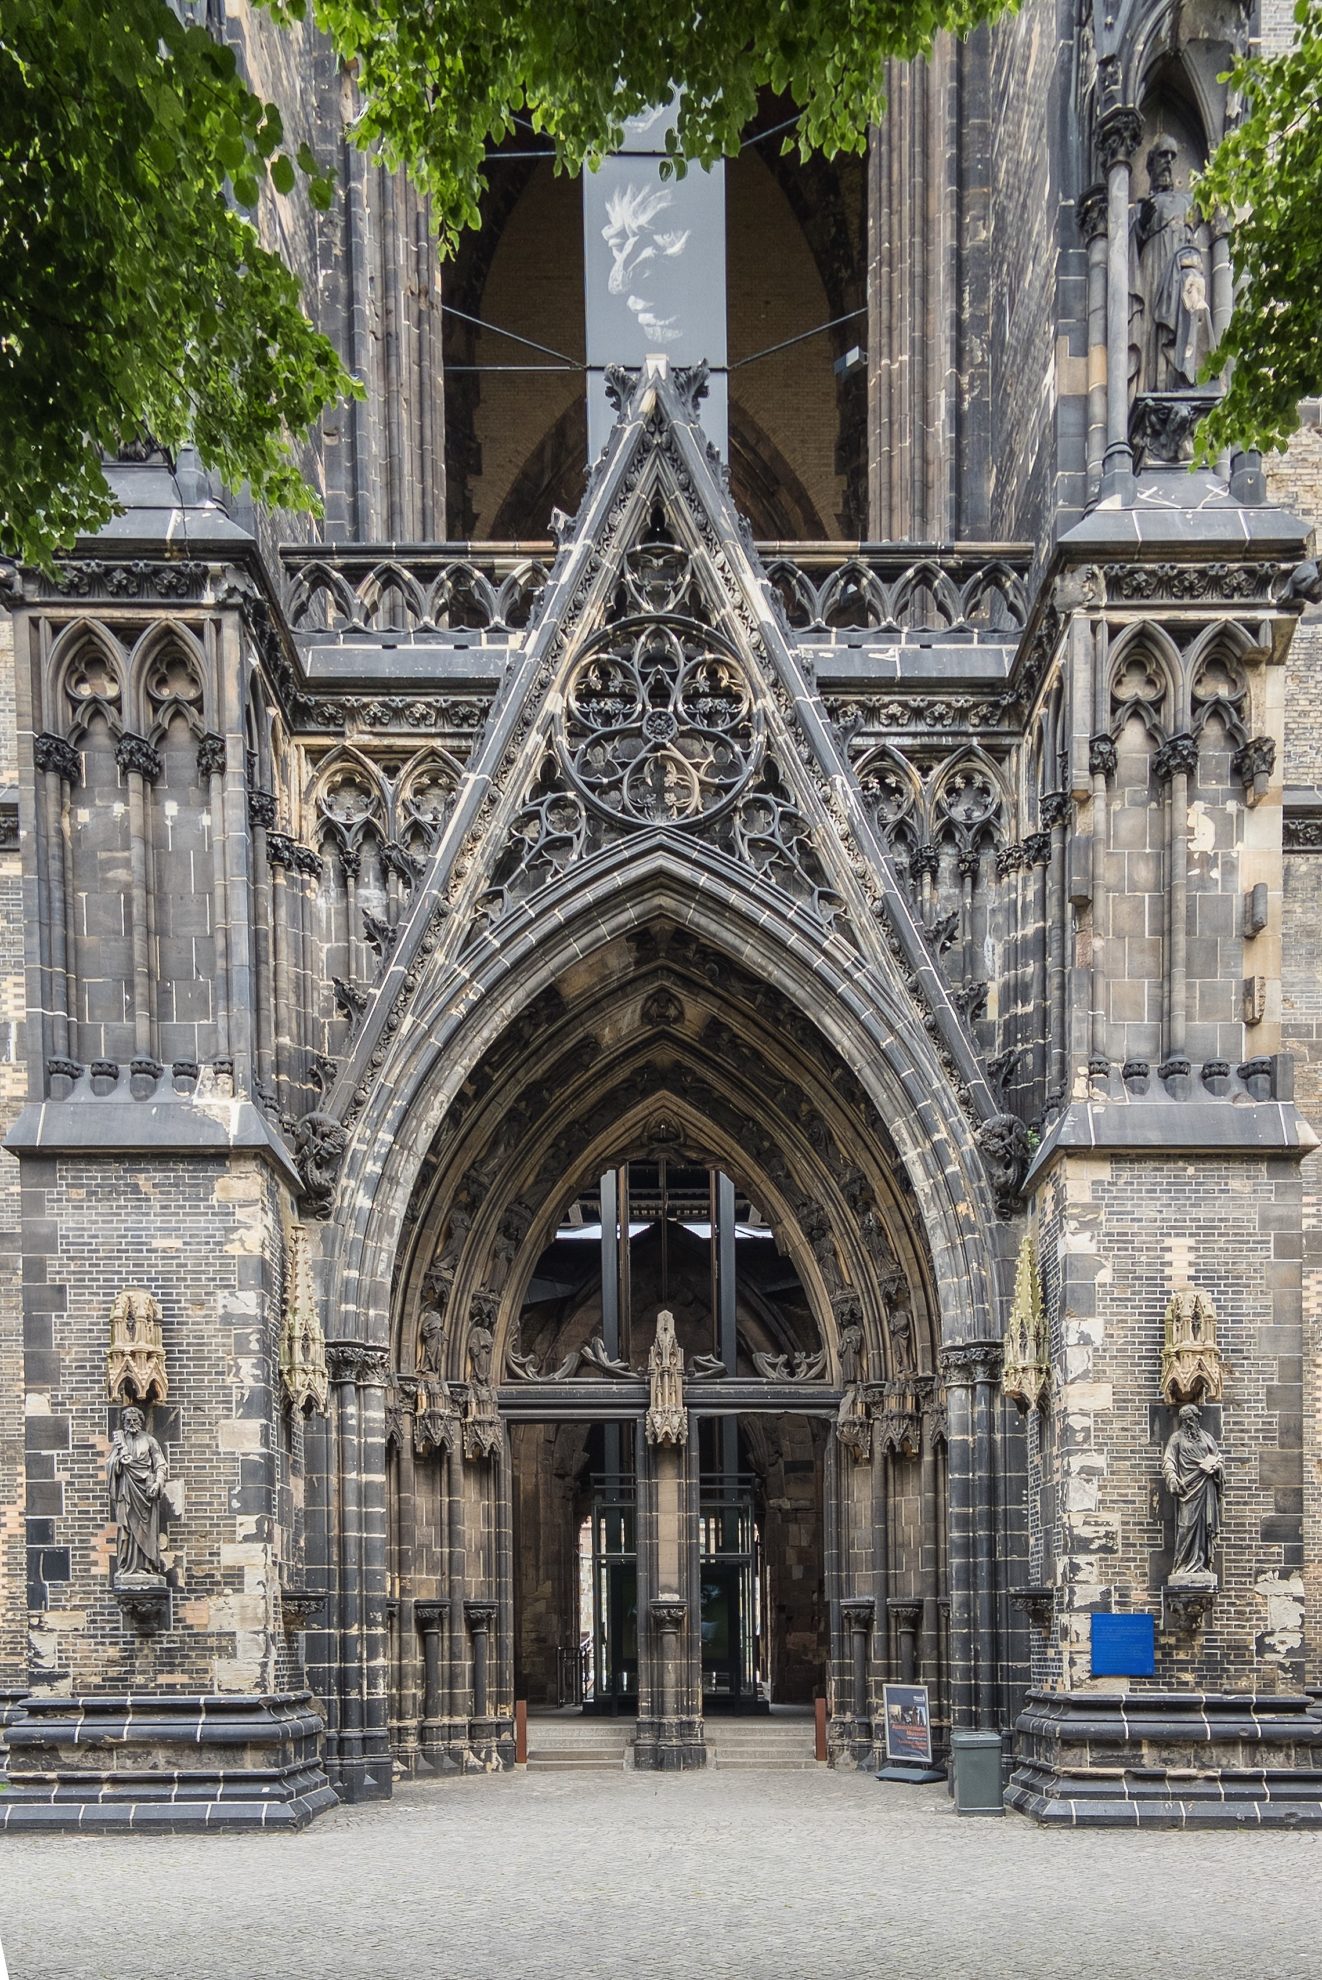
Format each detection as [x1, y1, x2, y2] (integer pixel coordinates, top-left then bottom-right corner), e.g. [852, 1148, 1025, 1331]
[644, 1309, 687, 1446]
[836, 1382, 872, 1463]
[750, 1349, 827, 1381]
[579, 1334, 638, 1379]
[115, 733, 163, 784]
[1162, 1403, 1223, 1584]
[279, 1227, 329, 1416]
[976, 1113, 1032, 1217]
[33, 732, 82, 783]
[106, 1288, 167, 1406]
[559, 617, 762, 826]
[108, 1404, 168, 1581]
[870, 1380, 923, 1456]
[1232, 735, 1275, 804]
[45, 557, 207, 600]
[1153, 731, 1199, 782]
[1096, 104, 1143, 172]
[248, 788, 277, 830]
[1130, 391, 1219, 467]
[196, 732, 227, 778]
[293, 1111, 347, 1219]
[1003, 1234, 1049, 1412]
[462, 1306, 501, 1460]
[1160, 1285, 1225, 1407]
[833, 1288, 866, 1385]
[1133, 136, 1214, 397]
[1089, 734, 1118, 779]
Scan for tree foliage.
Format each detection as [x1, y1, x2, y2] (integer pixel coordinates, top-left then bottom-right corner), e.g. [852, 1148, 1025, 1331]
[269, 0, 1014, 251]
[2, 0, 1016, 565]
[1197, 0, 1322, 460]
[0, 0, 356, 565]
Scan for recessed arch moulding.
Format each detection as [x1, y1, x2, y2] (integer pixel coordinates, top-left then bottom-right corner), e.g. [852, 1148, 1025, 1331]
[315, 881, 1009, 1385]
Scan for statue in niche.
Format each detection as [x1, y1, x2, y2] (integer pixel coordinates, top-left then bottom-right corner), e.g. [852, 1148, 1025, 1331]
[107, 1405, 168, 1579]
[1162, 1403, 1224, 1581]
[839, 1317, 865, 1387]
[462, 1309, 501, 1461]
[1132, 135, 1214, 394]
[417, 1303, 447, 1377]
[645, 1309, 687, 1446]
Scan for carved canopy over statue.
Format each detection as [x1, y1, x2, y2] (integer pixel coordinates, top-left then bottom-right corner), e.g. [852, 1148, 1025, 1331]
[1131, 134, 1214, 395]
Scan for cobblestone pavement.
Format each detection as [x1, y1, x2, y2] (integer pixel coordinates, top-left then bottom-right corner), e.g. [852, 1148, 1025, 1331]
[0, 1768, 1316, 1980]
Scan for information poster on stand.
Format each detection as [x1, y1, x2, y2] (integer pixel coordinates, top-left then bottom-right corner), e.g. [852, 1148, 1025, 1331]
[882, 1682, 934, 1766]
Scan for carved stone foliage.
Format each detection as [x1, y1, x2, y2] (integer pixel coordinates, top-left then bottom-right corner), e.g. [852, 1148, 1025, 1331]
[1003, 1234, 1049, 1412]
[644, 1309, 687, 1446]
[1160, 1284, 1225, 1406]
[106, 1288, 168, 1406]
[279, 1227, 329, 1417]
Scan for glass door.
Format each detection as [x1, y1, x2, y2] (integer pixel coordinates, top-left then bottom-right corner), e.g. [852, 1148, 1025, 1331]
[699, 1479, 758, 1706]
[589, 1481, 637, 1711]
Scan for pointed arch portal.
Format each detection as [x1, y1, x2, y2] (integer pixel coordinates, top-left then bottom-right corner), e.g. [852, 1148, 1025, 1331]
[301, 364, 1022, 1796]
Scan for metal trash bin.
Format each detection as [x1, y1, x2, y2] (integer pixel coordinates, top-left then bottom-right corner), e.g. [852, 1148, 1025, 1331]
[951, 1729, 1004, 1816]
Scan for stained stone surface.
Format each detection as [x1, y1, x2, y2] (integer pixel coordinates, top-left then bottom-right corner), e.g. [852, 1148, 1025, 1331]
[1, 1770, 1319, 1980]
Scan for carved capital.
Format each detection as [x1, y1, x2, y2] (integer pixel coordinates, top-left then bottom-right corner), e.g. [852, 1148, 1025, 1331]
[1232, 735, 1275, 800]
[995, 842, 1026, 879]
[911, 843, 940, 880]
[1088, 733, 1118, 780]
[1097, 105, 1143, 172]
[33, 732, 82, 783]
[940, 1341, 1003, 1388]
[650, 1597, 687, 1633]
[415, 1600, 449, 1632]
[1024, 830, 1052, 866]
[326, 1341, 389, 1385]
[196, 732, 227, 779]
[1040, 790, 1072, 830]
[464, 1600, 498, 1633]
[1077, 182, 1108, 243]
[116, 732, 162, 784]
[1154, 731, 1199, 783]
[247, 788, 277, 830]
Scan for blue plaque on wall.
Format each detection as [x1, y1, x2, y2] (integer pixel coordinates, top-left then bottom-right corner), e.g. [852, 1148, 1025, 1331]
[1090, 1612, 1156, 1677]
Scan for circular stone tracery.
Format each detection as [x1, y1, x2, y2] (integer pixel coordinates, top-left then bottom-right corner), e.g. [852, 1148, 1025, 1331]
[559, 616, 763, 827]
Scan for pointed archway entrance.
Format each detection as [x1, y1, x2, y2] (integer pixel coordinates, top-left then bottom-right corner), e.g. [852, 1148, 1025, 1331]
[303, 363, 1024, 1798]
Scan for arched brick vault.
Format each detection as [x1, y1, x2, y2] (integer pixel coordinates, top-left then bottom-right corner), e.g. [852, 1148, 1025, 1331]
[315, 858, 1006, 1374]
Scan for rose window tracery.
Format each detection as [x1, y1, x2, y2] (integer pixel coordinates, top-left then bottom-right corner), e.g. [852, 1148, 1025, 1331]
[559, 617, 763, 826]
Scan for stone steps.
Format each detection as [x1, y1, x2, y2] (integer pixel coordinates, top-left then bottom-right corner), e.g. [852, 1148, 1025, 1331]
[707, 1721, 818, 1771]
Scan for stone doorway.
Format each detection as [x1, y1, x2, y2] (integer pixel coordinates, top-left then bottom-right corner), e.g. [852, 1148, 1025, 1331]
[509, 1410, 830, 1721]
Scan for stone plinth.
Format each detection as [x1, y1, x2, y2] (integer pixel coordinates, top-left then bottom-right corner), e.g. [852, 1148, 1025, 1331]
[1007, 1690, 1322, 1826]
[0, 1691, 337, 1830]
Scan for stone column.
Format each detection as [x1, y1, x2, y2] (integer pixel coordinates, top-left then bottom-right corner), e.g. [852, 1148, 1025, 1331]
[889, 1599, 922, 1685]
[841, 1596, 875, 1756]
[650, 1596, 686, 1748]
[940, 1343, 1002, 1729]
[33, 733, 82, 1080]
[116, 732, 163, 1066]
[1155, 731, 1199, 1068]
[1079, 184, 1109, 498]
[415, 1599, 449, 1767]
[196, 733, 231, 1066]
[465, 1599, 497, 1735]
[1098, 105, 1143, 497]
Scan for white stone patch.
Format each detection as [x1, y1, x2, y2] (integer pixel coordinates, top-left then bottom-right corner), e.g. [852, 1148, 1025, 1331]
[1255, 1570, 1305, 1658]
[1187, 800, 1217, 856]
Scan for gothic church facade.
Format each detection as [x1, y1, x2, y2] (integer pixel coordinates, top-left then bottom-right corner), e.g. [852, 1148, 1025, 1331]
[4, 0, 1322, 1829]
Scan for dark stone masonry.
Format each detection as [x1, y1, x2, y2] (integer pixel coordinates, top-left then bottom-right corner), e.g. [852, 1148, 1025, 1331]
[3, 0, 1322, 1832]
